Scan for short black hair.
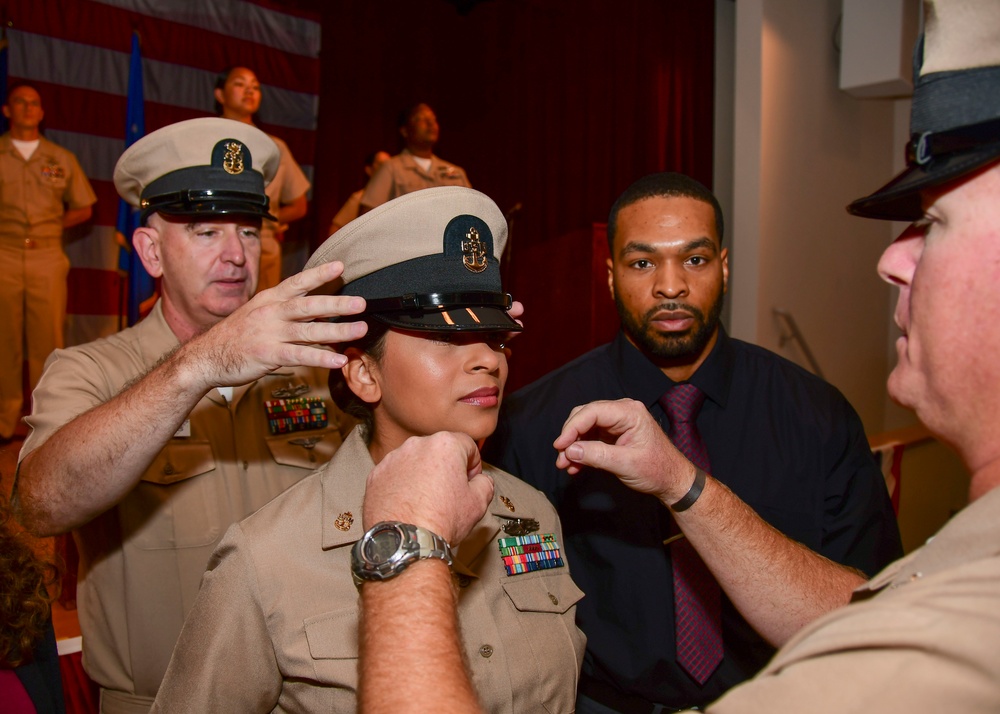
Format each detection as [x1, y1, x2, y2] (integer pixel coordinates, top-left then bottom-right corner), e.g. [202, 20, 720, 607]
[607, 172, 724, 254]
[213, 67, 234, 115]
[396, 102, 430, 129]
[5, 82, 39, 105]
[213, 67, 261, 116]
[328, 320, 391, 441]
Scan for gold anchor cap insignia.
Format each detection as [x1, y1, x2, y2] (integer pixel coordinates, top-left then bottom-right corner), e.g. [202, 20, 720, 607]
[222, 142, 245, 175]
[334, 511, 354, 531]
[461, 226, 488, 273]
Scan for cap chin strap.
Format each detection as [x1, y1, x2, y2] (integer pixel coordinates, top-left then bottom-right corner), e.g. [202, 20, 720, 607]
[906, 115, 1000, 167]
[359, 291, 513, 316]
[140, 188, 271, 211]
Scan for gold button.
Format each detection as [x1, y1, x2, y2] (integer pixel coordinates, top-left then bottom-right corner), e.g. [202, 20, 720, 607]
[548, 592, 559, 606]
[479, 645, 493, 658]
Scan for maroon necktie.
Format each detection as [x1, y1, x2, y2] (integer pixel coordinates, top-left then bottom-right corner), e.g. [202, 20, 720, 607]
[660, 383, 723, 684]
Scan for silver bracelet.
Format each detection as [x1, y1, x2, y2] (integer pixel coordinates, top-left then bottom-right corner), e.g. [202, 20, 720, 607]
[670, 467, 707, 512]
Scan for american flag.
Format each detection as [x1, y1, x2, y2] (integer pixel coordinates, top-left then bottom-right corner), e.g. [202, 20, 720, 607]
[3, 0, 320, 345]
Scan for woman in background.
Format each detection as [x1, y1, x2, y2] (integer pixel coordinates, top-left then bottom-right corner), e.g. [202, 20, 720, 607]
[1, 496, 64, 714]
[215, 66, 310, 291]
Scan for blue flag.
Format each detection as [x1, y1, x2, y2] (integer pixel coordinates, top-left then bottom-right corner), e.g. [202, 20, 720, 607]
[116, 32, 153, 326]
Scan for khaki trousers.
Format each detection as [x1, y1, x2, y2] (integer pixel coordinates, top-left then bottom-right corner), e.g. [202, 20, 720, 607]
[0, 234, 68, 437]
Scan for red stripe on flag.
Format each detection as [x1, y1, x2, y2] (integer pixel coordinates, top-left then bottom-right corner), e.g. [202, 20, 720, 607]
[143, 108, 317, 164]
[27, 81, 128, 140]
[90, 179, 122, 228]
[139, 106, 318, 163]
[67, 267, 124, 316]
[5, 0, 319, 93]
[254, 121, 317, 170]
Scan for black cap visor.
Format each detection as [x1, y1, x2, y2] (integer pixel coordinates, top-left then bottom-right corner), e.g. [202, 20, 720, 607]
[359, 291, 522, 333]
[141, 191, 277, 224]
[848, 142, 1000, 221]
[373, 305, 521, 332]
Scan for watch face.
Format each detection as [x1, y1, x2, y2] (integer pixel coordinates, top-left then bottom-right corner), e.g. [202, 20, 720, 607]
[365, 526, 403, 565]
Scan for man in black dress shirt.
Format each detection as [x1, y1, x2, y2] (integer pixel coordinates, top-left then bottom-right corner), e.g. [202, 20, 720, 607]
[484, 172, 902, 712]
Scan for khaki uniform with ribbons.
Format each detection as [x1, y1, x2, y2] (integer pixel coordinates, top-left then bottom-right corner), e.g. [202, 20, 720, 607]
[19, 117, 350, 713]
[0, 133, 96, 438]
[152, 186, 587, 713]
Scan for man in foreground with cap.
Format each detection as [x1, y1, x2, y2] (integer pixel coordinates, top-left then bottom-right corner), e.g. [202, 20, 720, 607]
[354, 0, 1000, 711]
[151, 186, 583, 713]
[12, 117, 362, 713]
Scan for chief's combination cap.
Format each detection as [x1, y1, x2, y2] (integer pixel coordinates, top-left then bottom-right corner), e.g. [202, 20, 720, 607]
[113, 117, 280, 223]
[305, 186, 521, 333]
[849, 0, 1000, 220]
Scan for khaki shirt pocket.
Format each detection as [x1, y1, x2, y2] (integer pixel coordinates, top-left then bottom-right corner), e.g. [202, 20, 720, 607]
[266, 427, 343, 470]
[122, 440, 222, 550]
[304, 607, 360, 688]
[502, 572, 584, 615]
[142, 440, 216, 485]
[502, 572, 586, 713]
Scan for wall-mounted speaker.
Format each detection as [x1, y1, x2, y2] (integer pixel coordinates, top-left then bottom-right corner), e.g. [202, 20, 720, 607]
[839, 0, 921, 98]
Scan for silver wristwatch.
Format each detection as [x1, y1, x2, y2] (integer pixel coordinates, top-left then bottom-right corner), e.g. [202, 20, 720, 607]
[351, 521, 453, 586]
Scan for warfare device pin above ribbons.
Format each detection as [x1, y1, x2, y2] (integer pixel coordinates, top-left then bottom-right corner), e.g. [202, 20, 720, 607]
[498, 533, 565, 576]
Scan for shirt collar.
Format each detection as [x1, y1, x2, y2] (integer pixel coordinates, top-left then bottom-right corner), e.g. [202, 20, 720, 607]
[611, 326, 735, 409]
[400, 148, 437, 166]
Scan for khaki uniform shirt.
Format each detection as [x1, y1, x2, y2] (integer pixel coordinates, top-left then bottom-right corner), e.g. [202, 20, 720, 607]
[0, 133, 96, 240]
[359, 148, 471, 211]
[708, 486, 1000, 713]
[152, 428, 586, 714]
[0, 133, 97, 436]
[20, 301, 349, 713]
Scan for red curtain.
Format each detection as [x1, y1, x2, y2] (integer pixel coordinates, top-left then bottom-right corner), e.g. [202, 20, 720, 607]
[314, 0, 715, 389]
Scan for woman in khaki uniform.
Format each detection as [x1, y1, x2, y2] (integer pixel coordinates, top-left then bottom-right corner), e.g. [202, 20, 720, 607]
[152, 186, 586, 713]
[215, 67, 310, 292]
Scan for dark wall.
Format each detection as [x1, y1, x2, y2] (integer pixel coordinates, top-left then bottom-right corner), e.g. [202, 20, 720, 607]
[311, 0, 715, 390]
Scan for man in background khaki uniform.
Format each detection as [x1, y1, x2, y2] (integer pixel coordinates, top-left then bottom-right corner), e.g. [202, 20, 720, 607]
[354, 1, 1000, 712]
[359, 102, 471, 213]
[0, 84, 96, 440]
[13, 117, 364, 714]
[329, 149, 390, 233]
